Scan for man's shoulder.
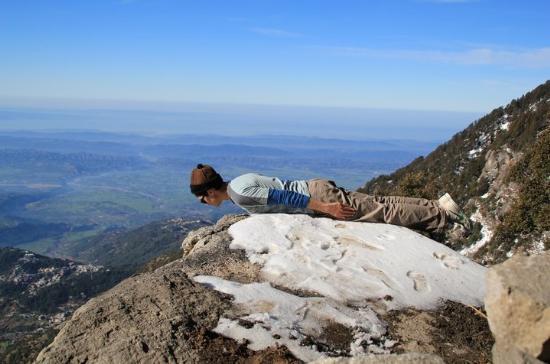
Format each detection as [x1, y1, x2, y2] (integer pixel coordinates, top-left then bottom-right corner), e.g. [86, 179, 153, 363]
[227, 173, 272, 205]
[229, 173, 262, 191]
[229, 173, 260, 185]
[234, 172, 261, 179]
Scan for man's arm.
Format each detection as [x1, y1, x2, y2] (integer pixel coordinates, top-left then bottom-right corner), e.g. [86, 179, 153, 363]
[235, 183, 356, 220]
[267, 188, 357, 220]
[307, 199, 357, 220]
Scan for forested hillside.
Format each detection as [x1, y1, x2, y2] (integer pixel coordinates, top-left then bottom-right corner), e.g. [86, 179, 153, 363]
[359, 81, 550, 264]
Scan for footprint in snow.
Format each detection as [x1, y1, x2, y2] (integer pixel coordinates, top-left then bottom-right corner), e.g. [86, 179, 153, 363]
[362, 266, 396, 289]
[361, 282, 384, 293]
[296, 254, 312, 266]
[285, 232, 300, 241]
[376, 233, 396, 241]
[335, 236, 384, 250]
[406, 271, 429, 292]
[334, 223, 346, 229]
[433, 252, 464, 269]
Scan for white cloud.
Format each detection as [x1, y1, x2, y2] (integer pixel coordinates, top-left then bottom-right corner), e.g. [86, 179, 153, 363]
[314, 46, 550, 68]
[249, 27, 302, 38]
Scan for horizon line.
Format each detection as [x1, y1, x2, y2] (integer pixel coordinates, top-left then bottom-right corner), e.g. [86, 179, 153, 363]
[0, 96, 487, 115]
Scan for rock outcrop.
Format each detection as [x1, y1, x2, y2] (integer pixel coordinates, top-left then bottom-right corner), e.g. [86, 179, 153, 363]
[485, 251, 550, 363]
[180, 214, 260, 283]
[35, 214, 295, 363]
[36, 213, 493, 363]
[36, 263, 230, 363]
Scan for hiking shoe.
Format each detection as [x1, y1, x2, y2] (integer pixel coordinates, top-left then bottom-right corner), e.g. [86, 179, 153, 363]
[439, 193, 472, 231]
[438, 193, 460, 215]
[445, 210, 472, 231]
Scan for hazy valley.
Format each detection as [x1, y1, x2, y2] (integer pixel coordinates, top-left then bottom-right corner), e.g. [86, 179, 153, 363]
[0, 130, 436, 261]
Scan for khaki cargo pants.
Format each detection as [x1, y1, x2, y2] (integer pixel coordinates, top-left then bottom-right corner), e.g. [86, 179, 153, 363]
[307, 179, 448, 232]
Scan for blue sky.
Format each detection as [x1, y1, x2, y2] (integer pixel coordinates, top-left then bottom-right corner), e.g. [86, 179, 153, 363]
[0, 0, 549, 113]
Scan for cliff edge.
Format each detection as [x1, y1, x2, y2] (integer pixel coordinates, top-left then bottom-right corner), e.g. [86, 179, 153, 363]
[36, 214, 496, 363]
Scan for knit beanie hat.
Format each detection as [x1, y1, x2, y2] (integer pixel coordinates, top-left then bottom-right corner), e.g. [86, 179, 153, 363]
[189, 164, 224, 196]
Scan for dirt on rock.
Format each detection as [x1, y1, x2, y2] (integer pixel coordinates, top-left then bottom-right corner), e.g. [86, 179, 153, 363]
[187, 326, 300, 364]
[384, 300, 494, 364]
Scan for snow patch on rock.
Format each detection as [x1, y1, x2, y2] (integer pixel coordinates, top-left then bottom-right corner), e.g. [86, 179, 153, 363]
[193, 275, 386, 361]
[494, 113, 511, 135]
[461, 208, 493, 256]
[467, 130, 494, 159]
[228, 214, 486, 310]
[526, 234, 548, 256]
[193, 214, 487, 360]
[468, 147, 484, 159]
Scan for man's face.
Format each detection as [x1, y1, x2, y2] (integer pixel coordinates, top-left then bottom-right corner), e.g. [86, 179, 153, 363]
[197, 188, 223, 207]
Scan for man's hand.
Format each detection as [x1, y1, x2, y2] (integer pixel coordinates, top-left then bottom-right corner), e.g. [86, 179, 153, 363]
[323, 202, 357, 220]
[308, 199, 357, 220]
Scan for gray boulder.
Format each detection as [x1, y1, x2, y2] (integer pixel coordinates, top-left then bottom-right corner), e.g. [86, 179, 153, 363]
[182, 214, 247, 255]
[180, 213, 260, 283]
[491, 344, 545, 364]
[311, 353, 444, 363]
[35, 261, 231, 363]
[485, 251, 550, 362]
[35, 215, 297, 363]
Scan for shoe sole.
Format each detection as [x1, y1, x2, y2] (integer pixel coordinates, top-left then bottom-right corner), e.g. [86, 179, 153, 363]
[439, 193, 460, 215]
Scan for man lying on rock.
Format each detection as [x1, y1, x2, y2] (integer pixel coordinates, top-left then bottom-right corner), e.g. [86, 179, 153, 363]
[189, 164, 471, 233]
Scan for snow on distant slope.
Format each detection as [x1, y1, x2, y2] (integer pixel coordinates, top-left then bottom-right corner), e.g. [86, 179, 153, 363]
[461, 207, 494, 256]
[194, 214, 487, 360]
